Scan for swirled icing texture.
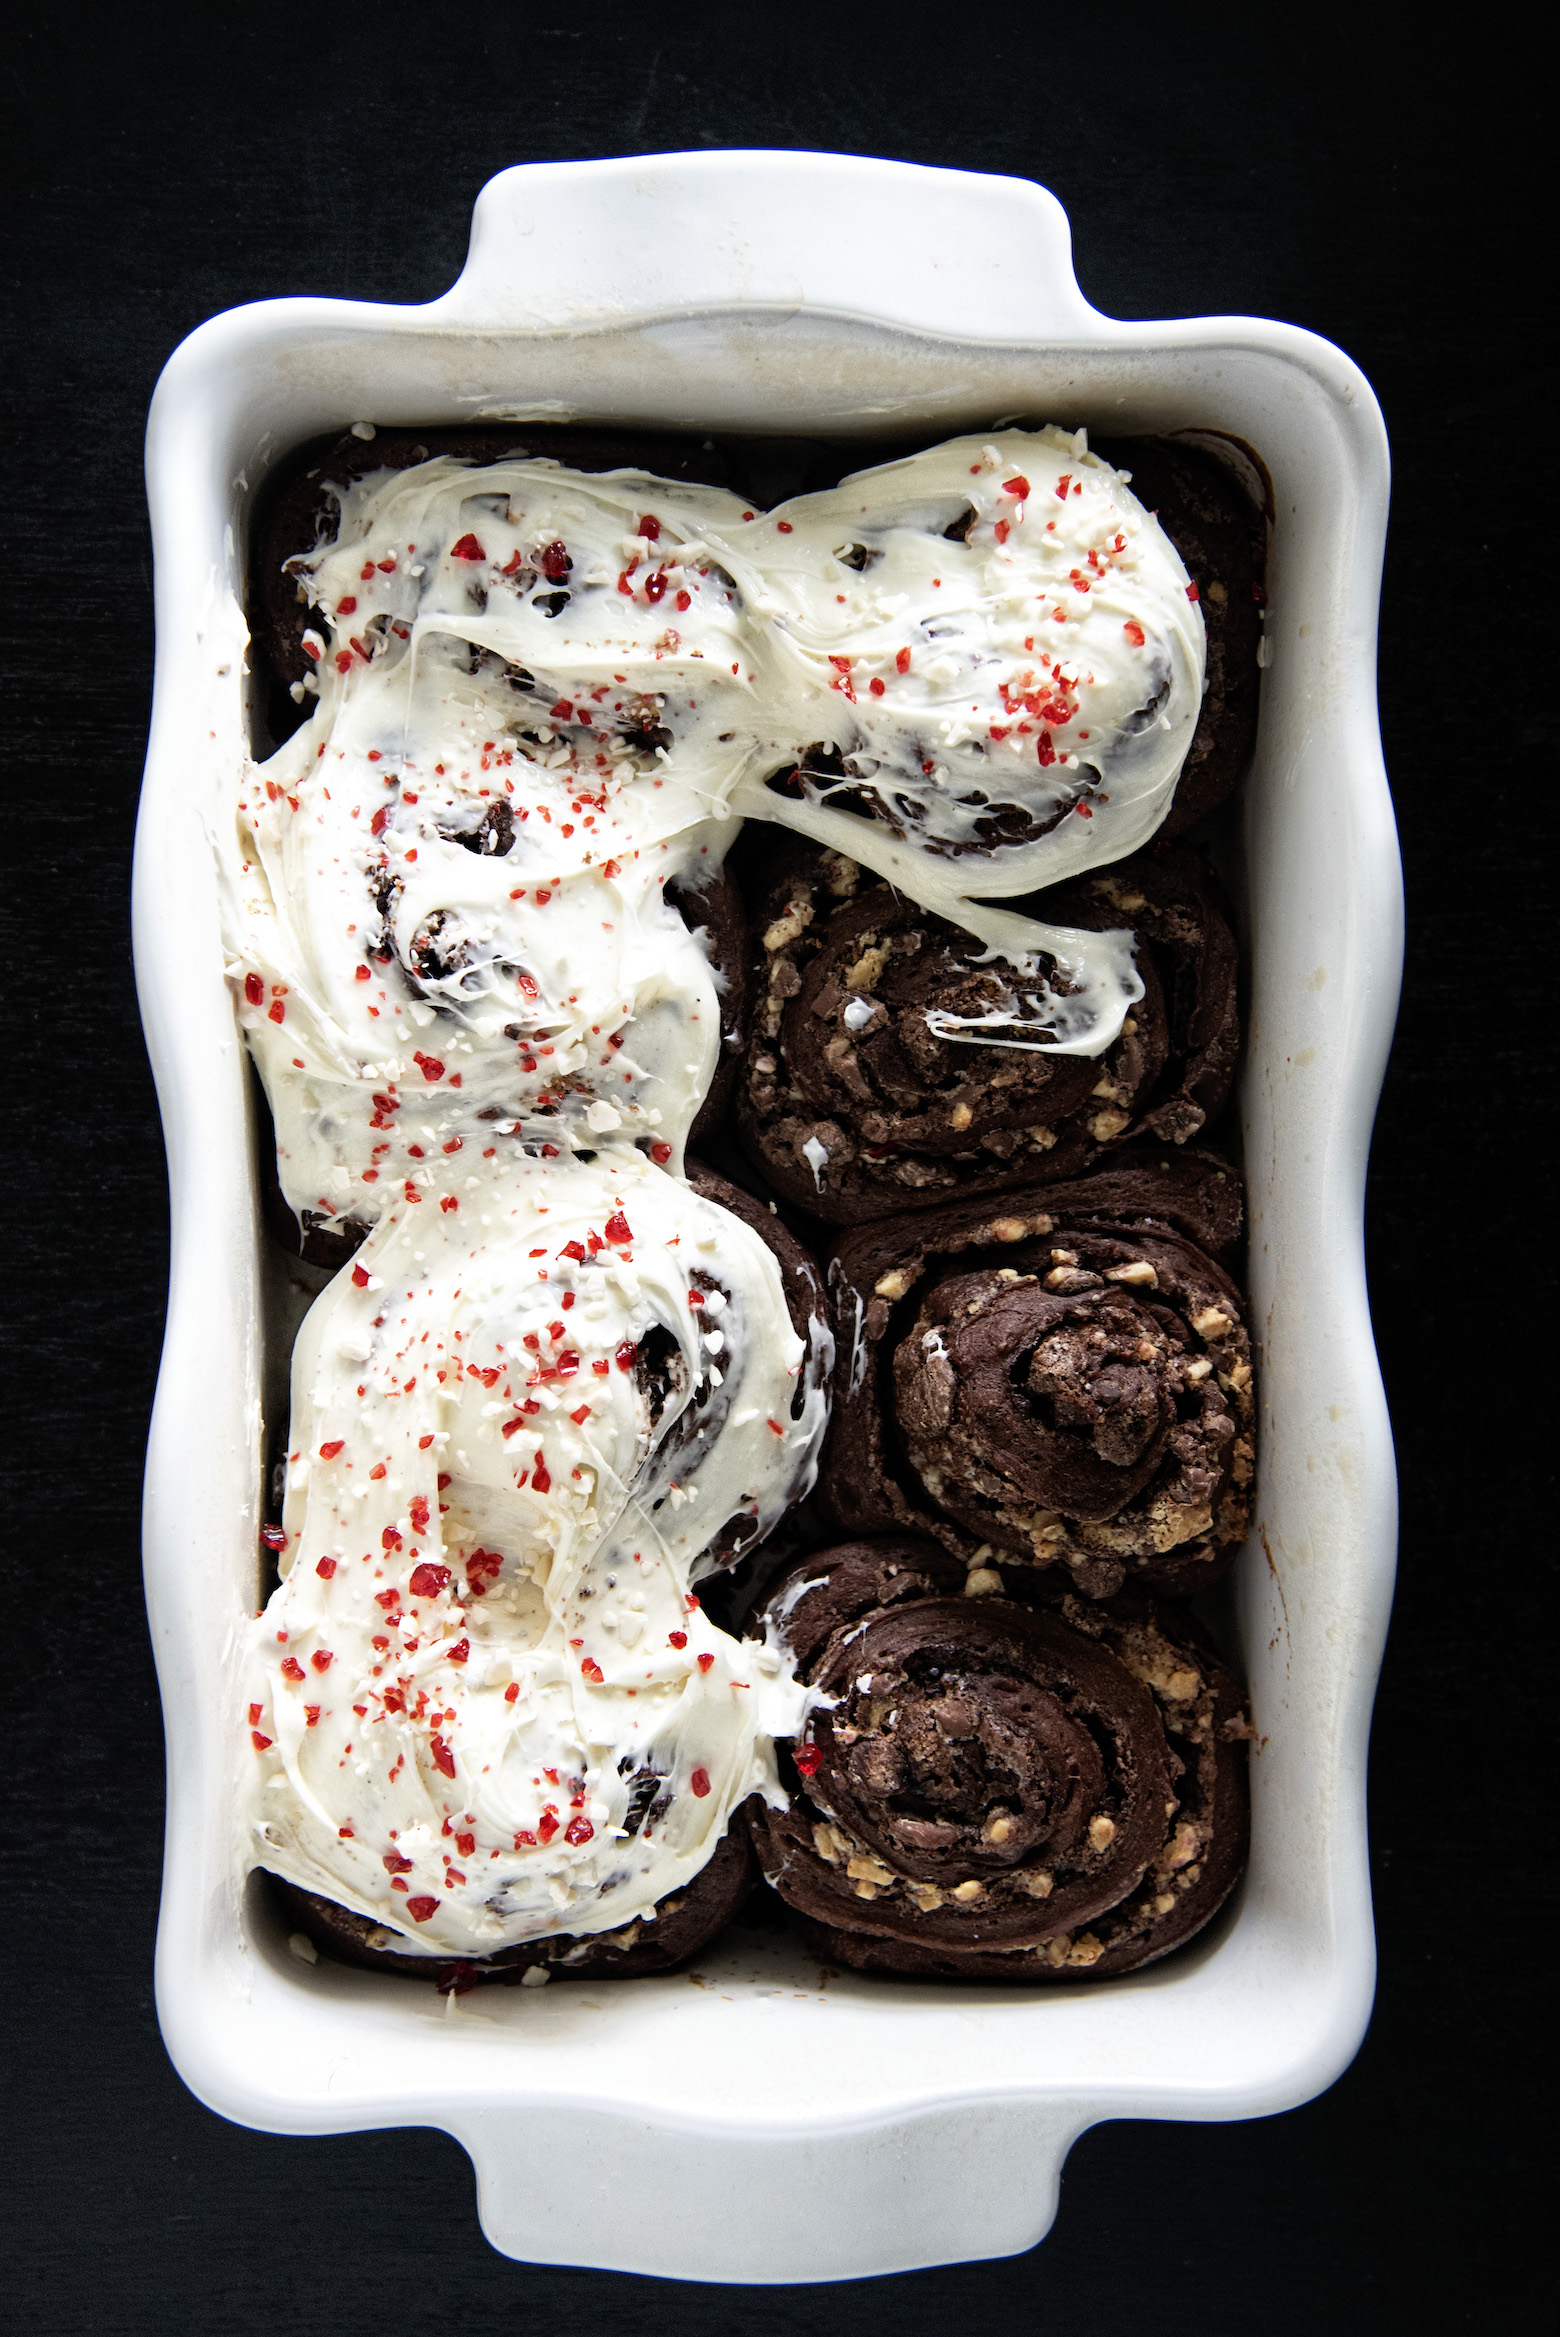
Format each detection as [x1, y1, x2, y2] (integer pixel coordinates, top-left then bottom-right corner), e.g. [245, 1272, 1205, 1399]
[219, 428, 1203, 1231]
[244, 1154, 830, 1959]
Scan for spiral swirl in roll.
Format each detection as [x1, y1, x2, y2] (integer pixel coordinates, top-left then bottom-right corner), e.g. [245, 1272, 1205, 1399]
[823, 1158, 1254, 1597]
[736, 840, 1237, 1222]
[747, 1538, 1249, 1980]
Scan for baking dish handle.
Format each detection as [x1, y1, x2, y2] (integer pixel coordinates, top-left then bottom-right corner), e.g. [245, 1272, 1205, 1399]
[429, 151, 1103, 340]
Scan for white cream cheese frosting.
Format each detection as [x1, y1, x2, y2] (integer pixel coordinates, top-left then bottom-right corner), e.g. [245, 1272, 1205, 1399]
[230, 421, 1207, 1963]
[244, 1153, 830, 1958]
[218, 425, 1202, 1235]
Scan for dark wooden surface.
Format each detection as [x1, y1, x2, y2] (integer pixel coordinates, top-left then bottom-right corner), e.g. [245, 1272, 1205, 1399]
[6, 7, 1546, 2329]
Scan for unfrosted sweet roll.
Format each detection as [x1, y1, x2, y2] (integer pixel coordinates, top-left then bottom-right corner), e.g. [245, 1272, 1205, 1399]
[736, 840, 1238, 1221]
[823, 1159, 1254, 1598]
[244, 1153, 830, 1962]
[747, 1538, 1250, 1980]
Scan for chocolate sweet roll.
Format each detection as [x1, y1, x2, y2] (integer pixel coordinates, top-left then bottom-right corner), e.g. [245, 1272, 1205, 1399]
[735, 839, 1238, 1222]
[249, 422, 737, 704]
[1094, 435, 1269, 840]
[747, 1539, 1249, 1980]
[823, 1160, 1255, 1597]
[242, 1152, 830, 1971]
[272, 1810, 756, 1988]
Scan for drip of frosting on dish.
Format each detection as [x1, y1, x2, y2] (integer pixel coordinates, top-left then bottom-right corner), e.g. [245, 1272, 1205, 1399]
[244, 1154, 830, 1958]
[218, 429, 1200, 1230]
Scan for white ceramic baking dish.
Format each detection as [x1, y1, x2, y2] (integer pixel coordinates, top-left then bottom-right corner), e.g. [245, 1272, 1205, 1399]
[135, 150, 1399, 2284]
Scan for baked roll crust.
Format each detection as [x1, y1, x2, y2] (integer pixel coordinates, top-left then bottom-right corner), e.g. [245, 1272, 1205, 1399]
[821, 1158, 1254, 1598]
[735, 839, 1238, 1222]
[748, 1539, 1249, 1980]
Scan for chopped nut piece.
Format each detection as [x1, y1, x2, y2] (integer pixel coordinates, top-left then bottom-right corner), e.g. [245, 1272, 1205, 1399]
[951, 1879, 985, 1902]
[1065, 1934, 1104, 1968]
[1088, 1815, 1117, 1853]
[1182, 1355, 1212, 1384]
[963, 1567, 1003, 1598]
[1049, 1247, 1079, 1267]
[908, 1883, 945, 1912]
[1105, 1259, 1158, 1288]
[1163, 1821, 1205, 1872]
[1190, 1304, 1233, 1338]
[949, 1100, 973, 1131]
[873, 1268, 911, 1301]
[1020, 1868, 1055, 1898]
[853, 1880, 882, 1900]
[846, 1851, 897, 1888]
[1045, 1266, 1100, 1293]
[844, 941, 887, 990]
[812, 1822, 847, 1865]
[763, 902, 813, 951]
[1088, 1108, 1131, 1142]
[982, 1813, 1014, 1844]
[1152, 1891, 1177, 1914]
[988, 1216, 1030, 1243]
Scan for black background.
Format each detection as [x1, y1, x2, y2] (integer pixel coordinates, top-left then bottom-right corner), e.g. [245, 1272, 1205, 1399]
[6, 6, 1548, 2330]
